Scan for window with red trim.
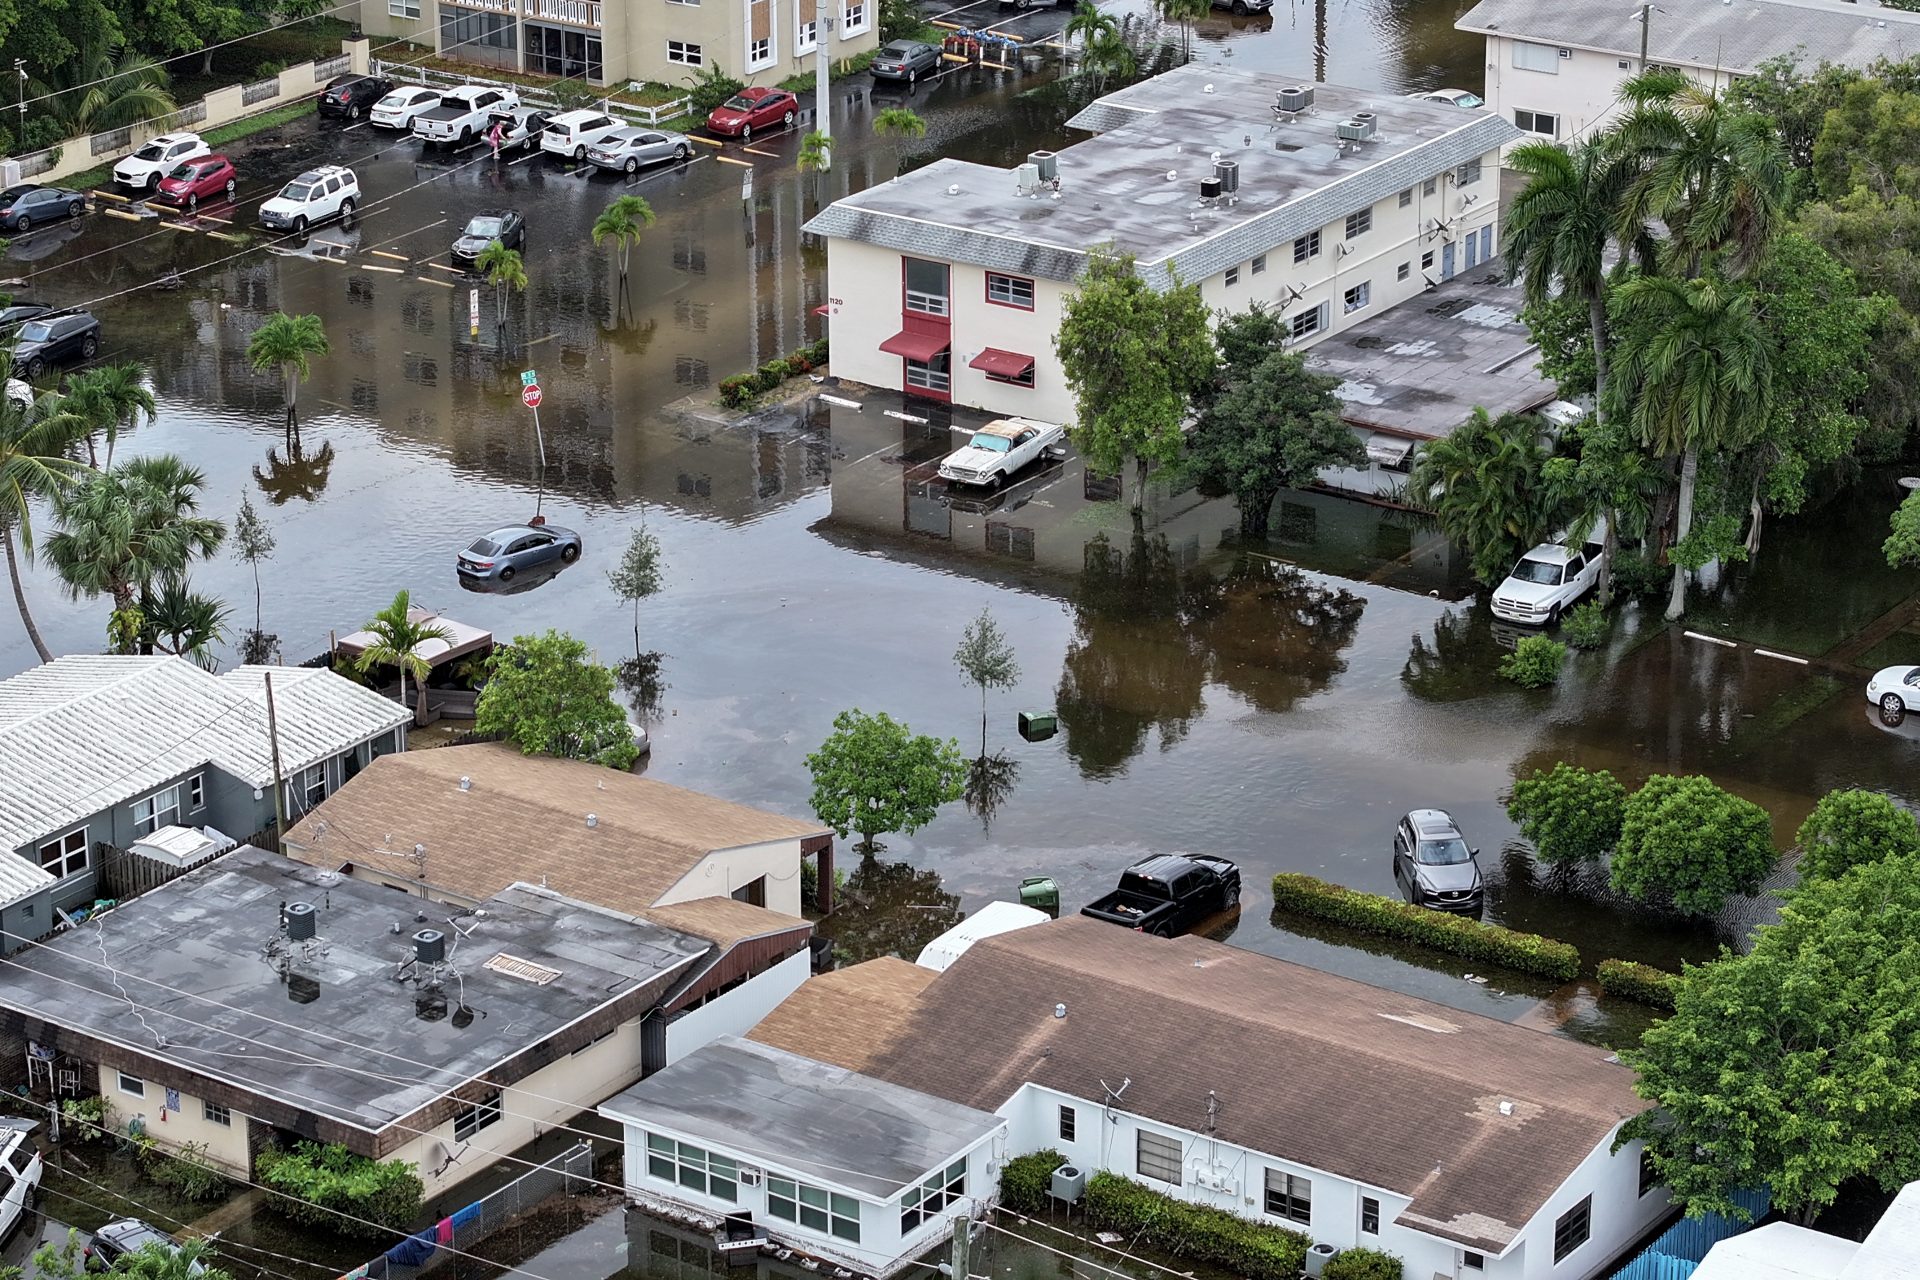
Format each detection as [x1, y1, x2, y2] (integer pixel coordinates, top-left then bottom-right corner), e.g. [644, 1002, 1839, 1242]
[986, 272, 1035, 310]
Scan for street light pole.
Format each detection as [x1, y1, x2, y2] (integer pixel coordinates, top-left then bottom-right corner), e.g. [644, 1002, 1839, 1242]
[814, 11, 835, 169]
[1637, 2, 1651, 73]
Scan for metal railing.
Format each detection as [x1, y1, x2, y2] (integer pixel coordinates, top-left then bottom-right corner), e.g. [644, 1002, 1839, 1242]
[444, 0, 517, 12]
[242, 76, 281, 105]
[373, 58, 690, 124]
[89, 126, 132, 157]
[525, 0, 601, 25]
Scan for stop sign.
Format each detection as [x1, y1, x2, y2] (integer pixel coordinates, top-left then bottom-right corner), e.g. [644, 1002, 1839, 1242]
[522, 384, 543, 409]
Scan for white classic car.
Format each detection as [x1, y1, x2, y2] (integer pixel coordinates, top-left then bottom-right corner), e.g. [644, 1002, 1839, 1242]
[937, 418, 1064, 488]
[1490, 538, 1607, 626]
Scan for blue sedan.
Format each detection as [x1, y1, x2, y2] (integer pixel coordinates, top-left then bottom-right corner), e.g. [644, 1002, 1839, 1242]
[456, 524, 581, 583]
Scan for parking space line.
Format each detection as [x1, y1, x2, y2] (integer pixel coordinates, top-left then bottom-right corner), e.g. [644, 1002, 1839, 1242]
[525, 333, 557, 346]
[416, 276, 455, 288]
[207, 231, 247, 243]
[371, 249, 410, 262]
[343, 123, 366, 132]
[360, 264, 404, 274]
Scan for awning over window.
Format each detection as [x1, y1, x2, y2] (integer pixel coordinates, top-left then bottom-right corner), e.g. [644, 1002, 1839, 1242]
[879, 329, 950, 363]
[1366, 433, 1415, 466]
[969, 347, 1035, 378]
[811, 304, 830, 316]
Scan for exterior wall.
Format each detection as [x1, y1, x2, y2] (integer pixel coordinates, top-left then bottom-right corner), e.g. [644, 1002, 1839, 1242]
[1477, 35, 1734, 148]
[97, 1062, 256, 1176]
[658, 838, 807, 916]
[662, 949, 810, 1060]
[0, 887, 53, 955]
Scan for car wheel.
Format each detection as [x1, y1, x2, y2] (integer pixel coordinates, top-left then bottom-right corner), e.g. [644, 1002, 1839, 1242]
[12, 214, 27, 232]
[626, 157, 640, 174]
[675, 144, 689, 161]
[81, 335, 98, 358]
[292, 215, 308, 234]
[339, 197, 355, 218]
[1232, 0, 1248, 11]
[1882, 694, 1908, 727]
[782, 110, 795, 127]
[459, 127, 473, 146]
[560, 543, 580, 563]
[574, 144, 587, 160]
[69, 200, 85, 220]
[908, 70, 917, 85]
[147, 174, 161, 193]
[225, 178, 236, 198]
[498, 565, 516, 582]
[25, 357, 42, 378]
[741, 124, 753, 142]
[1546, 603, 1562, 626]
[188, 192, 199, 210]
[1224, 882, 1241, 908]
[350, 103, 364, 120]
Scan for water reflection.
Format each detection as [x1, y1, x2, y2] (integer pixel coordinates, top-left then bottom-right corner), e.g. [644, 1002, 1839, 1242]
[964, 752, 1022, 833]
[254, 439, 335, 504]
[617, 651, 669, 723]
[818, 855, 964, 965]
[1401, 601, 1505, 703]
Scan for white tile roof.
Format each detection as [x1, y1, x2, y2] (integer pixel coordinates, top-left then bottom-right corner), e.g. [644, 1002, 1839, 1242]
[0, 851, 53, 909]
[0, 656, 409, 858]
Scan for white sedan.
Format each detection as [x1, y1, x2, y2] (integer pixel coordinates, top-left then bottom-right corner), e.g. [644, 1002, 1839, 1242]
[1409, 88, 1485, 109]
[370, 87, 442, 130]
[1868, 665, 1920, 726]
[937, 417, 1064, 489]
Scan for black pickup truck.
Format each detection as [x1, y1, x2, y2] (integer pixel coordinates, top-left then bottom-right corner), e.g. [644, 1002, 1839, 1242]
[1081, 854, 1241, 937]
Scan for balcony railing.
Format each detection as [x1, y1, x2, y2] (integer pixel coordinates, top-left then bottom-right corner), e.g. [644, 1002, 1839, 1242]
[524, 0, 601, 25]
[445, 0, 517, 13]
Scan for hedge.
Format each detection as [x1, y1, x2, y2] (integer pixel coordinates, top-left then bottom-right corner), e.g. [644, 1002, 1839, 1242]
[1323, 1247, 1406, 1280]
[257, 1142, 423, 1237]
[1000, 1148, 1066, 1214]
[1596, 958, 1679, 1010]
[718, 338, 830, 409]
[1270, 874, 1581, 981]
[1082, 1171, 1309, 1280]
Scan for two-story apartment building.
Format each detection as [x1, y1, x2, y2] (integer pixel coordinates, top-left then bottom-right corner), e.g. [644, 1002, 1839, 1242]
[805, 65, 1521, 425]
[358, 0, 877, 92]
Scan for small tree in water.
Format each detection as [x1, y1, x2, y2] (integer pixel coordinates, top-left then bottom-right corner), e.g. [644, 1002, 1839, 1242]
[607, 522, 665, 658]
[953, 607, 1019, 755]
[232, 491, 275, 638]
[477, 630, 639, 770]
[806, 709, 966, 853]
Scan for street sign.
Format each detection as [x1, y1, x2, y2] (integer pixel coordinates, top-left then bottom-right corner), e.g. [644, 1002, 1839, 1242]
[520, 369, 538, 387]
[468, 288, 479, 337]
[522, 384, 543, 409]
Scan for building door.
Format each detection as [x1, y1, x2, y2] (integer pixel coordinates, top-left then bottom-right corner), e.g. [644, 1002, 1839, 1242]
[1465, 232, 1479, 270]
[1441, 242, 1456, 280]
[1481, 225, 1494, 262]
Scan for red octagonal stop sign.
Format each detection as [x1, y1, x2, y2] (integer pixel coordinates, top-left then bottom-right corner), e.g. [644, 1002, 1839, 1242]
[522, 384, 543, 409]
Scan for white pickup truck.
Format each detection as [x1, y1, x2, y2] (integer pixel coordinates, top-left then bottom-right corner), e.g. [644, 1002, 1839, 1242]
[1491, 537, 1607, 625]
[412, 85, 520, 147]
[938, 417, 1064, 489]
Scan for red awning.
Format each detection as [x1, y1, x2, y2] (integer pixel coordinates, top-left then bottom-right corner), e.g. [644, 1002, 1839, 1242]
[812, 304, 830, 316]
[879, 329, 950, 362]
[969, 347, 1035, 378]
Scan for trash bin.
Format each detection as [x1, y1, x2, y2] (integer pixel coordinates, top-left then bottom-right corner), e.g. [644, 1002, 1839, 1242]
[1018, 710, 1058, 741]
[1019, 876, 1060, 918]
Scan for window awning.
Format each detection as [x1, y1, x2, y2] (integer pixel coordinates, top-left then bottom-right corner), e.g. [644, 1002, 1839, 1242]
[811, 304, 830, 316]
[879, 329, 950, 363]
[1366, 433, 1415, 466]
[968, 347, 1035, 378]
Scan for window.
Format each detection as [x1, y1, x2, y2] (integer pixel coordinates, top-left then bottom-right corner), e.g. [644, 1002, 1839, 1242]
[648, 1134, 739, 1201]
[1263, 1170, 1311, 1224]
[1344, 281, 1371, 313]
[1136, 1130, 1182, 1185]
[1515, 108, 1559, 137]
[905, 352, 950, 393]
[1512, 40, 1561, 73]
[667, 40, 704, 65]
[1397, 262, 1410, 281]
[731, 877, 767, 907]
[799, 18, 817, 44]
[901, 1158, 965, 1232]
[844, 0, 867, 30]
[203, 1101, 231, 1127]
[1289, 304, 1325, 341]
[289, 765, 326, 814]
[904, 257, 950, 314]
[389, 0, 420, 16]
[188, 772, 205, 811]
[667, 0, 699, 6]
[750, 37, 771, 62]
[1292, 230, 1320, 263]
[986, 272, 1035, 309]
[1059, 1106, 1076, 1142]
[454, 1089, 503, 1142]
[1251, 253, 1266, 274]
[1345, 208, 1372, 239]
[1398, 187, 1412, 207]
[119, 1072, 145, 1098]
[1457, 158, 1484, 186]
[1225, 265, 1240, 287]
[986, 362, 1035, 388]
[1638, 1148, 1659, 1197]
[1422, 250, 1435, 270]
[769, 1178, 858, 1241]
[1619, 58, 1631, 69]
[1462, 1253, 1484, 1270]
[1360, 1196, 1379, 1234]
[133, 786, 181, 837]
[1423, 177, 1437, 197]
[37, 828, 87, 879]
[1553, 1197, 1592, 1263]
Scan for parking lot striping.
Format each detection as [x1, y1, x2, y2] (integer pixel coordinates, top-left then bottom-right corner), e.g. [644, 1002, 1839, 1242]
[525, 333, 558, 346]
[1754, 648, 1811, 666]
[370, 249, 411, 262]
[157, 221, 195, 232]
[713, 154, 753, 167]
[359, 263, 404, 274]
[343, 122, 366, 132]
[416, 275, 456, 288]
[1683, 630, 1740, 649]
[197, 213, 233, 224]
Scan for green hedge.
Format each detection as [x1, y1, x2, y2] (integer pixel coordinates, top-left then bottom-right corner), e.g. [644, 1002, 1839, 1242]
[718, 338, 830, 409]
[1596, 958, 1679, 1010]
[1000, 1148, 1066, 1214]
[1323, 1247, 1405, 1280]
[1082, 1172, 1308, 1280]
[1270, 874, 1580, 981]
[257, 1142, 423, 1237]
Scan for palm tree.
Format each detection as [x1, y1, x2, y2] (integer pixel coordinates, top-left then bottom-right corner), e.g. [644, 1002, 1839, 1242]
[254, 439, 335, 505]
[28, 42, 177, 137]
[797, 130, 831, 174]
[476, 240, 528, 331]
[590, 195, 656, 287]
[0, 391, 88, 663]
[1610, 274, 1772, 620]
[1407, 407, 1557, 588]
[354, 589, 453, 726]
[65, 363, 156, 470]
[1154, 0, 1208, 62]
[1064, 0, 1118, 47]
[144, 575, 230, 670]
[42, 453, 226, 621]
[246, 313, 329, 433]
[1080, 29, 1138, 87]
[872, 108, 928, 140]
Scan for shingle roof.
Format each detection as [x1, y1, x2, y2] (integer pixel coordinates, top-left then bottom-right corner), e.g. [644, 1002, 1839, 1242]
[1455, 0, 1920, 75]
[755, 917, 1645, 1255]
[640, 896, 811, 948]
[0, 657, 407, 856]
[751, 956, 936, 1060]
[283, 742, 829, 910]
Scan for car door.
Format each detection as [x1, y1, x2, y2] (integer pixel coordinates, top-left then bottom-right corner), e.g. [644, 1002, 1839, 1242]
[1565, 553, 1589, 598]
[1392, 821, 1413, 890]
[169, 140, 195, 164]
[915, 44, 937, 74]
[523, 532, 558, 566]
[507, 212, 524, 246]
[633, 131, 667, 163]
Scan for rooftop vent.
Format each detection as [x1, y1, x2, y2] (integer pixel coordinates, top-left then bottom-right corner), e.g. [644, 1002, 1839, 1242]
[458, 776, 471, 791]
[1214, 159, 1239, 194]
[1029, 150, 1058, 182]
[486, 952, 563, 985]
[585, 813, 598, 829]
[284, 901, 317, 942]
[1276, 85, 1314, 113]
[413, 928, 446, 964]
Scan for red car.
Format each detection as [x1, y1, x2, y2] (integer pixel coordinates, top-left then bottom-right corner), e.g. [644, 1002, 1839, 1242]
[705, 88, 799, 141]
[155, 154, 237, 210]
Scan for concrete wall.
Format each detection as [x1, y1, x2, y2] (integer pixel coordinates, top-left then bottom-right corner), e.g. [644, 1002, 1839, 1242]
[662, 949, 810, 1061]
[97, 1062, 256, 1176]
[1477, 36, 1734, 147]
[0, 886, 53, 955]
[659, 838, 807, 916]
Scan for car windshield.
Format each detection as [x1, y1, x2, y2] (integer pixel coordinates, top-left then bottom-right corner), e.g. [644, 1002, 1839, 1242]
[279, 183, 313, 201]
[1417, 838, 1472, 865]
[167, 163, 198, 180]
[1509, 558, 1562, 585]
[466, 217, 503, 237]
[467, 538, 500, 555]
[721, 95, 757, 110]
[16, 321, 52, 341]
[132, 142, 166, 160]
[968, 433, 1012, 453]
[1456, 92, 1485, 107]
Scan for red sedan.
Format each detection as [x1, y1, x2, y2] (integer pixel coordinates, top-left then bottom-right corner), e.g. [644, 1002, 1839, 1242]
[705, 88, 799, 141]
[155, 154, 237, 209]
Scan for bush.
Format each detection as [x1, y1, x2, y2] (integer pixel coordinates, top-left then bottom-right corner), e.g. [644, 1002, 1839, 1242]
[1612, 774, 1777, 916]
[1323, 1248, 1405, 1280]
[61, 1095, 115, 1140]
[1609, 550, 1666, 599]
[684, 64, 746, 115]
[1596, 958, 1679, 1010]
[999, 1148, 1065, 1214]
[257, 1142, 423, 1237]
[1560, 601, 1610, 649]
[1499, 634, 1567, 688]
[1271, 873, 1580, 980]
[1508, 763, 1626, 866]
[717, 339, 832, 408]
[1795, 788, 1920, 883]
[144, 1139, 232, 1203]
[1083, 1172, 1308, 1280]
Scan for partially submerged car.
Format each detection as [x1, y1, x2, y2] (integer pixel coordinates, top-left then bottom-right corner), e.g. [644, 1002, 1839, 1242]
[1491, 536, 1606, 626]
[1392, 809, 1483, 912]
[1868, 664, 1920, 726]
[937, 417, 1063, 489]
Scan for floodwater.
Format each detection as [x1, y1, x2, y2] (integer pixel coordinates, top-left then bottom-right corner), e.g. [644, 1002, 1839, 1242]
[2, 9, 1916, 1049]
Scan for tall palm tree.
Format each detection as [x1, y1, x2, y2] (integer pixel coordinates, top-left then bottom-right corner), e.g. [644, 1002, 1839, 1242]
[796, 130, 831, 174]
[1610, 275, 1773, 620]
[0, 391, 88, 663]
[65, 363, 156, 470]
[354, 589, 453, 726]
[28, 42, 177, 137]
[144, 575, 230, 670]
[1064, 0, 1119, 48]
[872, 108, 928, 140]
[246, 313, 329, 432]
[1081, 29, 1138, 87]
[476, 240, 528, 331]
[42, 453, 226, 620]
[1154, 0, 1208, 62]
[590, 194, 656, 286]
[1407, 407, 1558, 588]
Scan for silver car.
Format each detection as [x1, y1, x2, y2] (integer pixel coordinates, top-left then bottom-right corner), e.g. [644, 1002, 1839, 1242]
[587, 128, 692, 175]
[456, 523, 581, 584]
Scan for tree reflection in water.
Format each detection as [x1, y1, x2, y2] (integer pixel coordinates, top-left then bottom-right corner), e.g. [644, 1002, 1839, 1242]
[818, 855, 963, 965]
[964, 751, 1021, 833]
[1401, 601, 1506, 703]
[617, 651, 669, 723]
[254, 439, 336, 505]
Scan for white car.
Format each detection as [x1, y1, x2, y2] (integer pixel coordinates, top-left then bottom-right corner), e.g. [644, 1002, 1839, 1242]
[938, 417, 1064, 489]
[0, 1116, 43, 1243]
[1490, 540, 1605, 625]
[1868, 665, 1920, 726]
[259, 165, 359, 233]
[370, 87, 442, 130]
[113, 132, 209, 192]
[1410, 88, 1485, 109]
[540, 109, 626, 160]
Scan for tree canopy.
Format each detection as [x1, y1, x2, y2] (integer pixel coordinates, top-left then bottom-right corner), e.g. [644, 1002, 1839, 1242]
[1507, 763, 1627, 865]
[1611, 773, 1777, 915]
[805, 709, 966, 851]
[476, 630, 639, 770]
[1795, 789, 1920, 882]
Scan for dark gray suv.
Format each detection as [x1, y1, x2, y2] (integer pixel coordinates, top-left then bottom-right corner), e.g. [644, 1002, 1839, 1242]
[1392, 809, 1484, 912]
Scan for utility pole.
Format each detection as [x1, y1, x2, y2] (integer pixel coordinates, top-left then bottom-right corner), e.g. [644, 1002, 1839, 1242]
[263, 670, 289, 842]
[949, 1212, 971, 1280]
[814, 12, 835, 169]
[1638, 2, 1651, 73]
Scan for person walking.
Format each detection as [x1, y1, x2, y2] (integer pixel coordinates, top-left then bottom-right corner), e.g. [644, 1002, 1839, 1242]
[488, 119, 505, 162]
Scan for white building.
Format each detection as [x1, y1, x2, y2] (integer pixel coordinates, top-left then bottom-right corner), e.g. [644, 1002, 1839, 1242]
[1694, 1181, 1920, 1280]
[806, 64, 1520, 425]
[607, 918, 1673, 1280]
[1456, 0, 1920, 146]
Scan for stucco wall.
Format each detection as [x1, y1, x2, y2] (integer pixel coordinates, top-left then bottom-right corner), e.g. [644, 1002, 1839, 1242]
[1478, 36, 1735, 147]
[98, 1062, 255, 1176]
[662, 949, 810, 1060]
[659, 838, 807, 916]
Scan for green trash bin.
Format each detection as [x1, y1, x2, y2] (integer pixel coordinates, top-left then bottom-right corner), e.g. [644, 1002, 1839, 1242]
[1019, 876, 1061, 918]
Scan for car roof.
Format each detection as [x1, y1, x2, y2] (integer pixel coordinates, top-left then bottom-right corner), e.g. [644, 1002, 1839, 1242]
[98, 1219, 172, 1245]
[1405, 808, 1462, 838]
[150, 133, 199, 146]
[550, 108, 610, 123]
[1125, 853, 1208, 879]
[975, 417, 1052, 438]
[1518, 543, 1577, 563]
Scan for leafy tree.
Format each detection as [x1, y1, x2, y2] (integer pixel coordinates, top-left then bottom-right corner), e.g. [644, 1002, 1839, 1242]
[1153, 0, 1206, 61]
[476, 630, 639, 770]
[1795, 789, 1920, 882]
[1406, 407, 1555, 585]
[953, 608, 1019, 755]
[1797, 188, 1920, 458]
[1809, 76, 1920, 201]
[1187, 349, 1361, 539]
[353, 590, 452, 726]
[246, 312, 329, 430]
[232, 490, 274, 644]
[0, 388, 87, 663]
[878, 0, 924, 42]
[591, 194, 656, 286]
[65, 363, 155, 471]
[606, 522, 665, 657]
[1611, 774, 1777, 915]
[796, 129, 830, 173]
[28, 40, 177, 136]
[1055, 247, 1214, 517]
[963, 752, 1020, 833]
[1507, 763, 1627, 866]
[1887, 488, 1920, 568]
[476, 240, 527, 331]
[44, 454, 224, 618]
[116, 0, 256, 75]
[872, 107, 927, 139]
[1063, 2, 1135, 86]
[805, 709, 966, 851]
[1725, 53, 1861, 175]
[143, 575, 229, 669]
[1622, 852, 1920, 1224]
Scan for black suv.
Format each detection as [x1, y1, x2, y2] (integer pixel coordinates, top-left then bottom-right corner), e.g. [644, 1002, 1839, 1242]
[12, 311, 100, 379]
[319, 74, 395, 121]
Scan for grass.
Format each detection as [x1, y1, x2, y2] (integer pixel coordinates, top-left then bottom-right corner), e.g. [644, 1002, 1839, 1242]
[1724, 673, 1845, 759]
[67, 101, 315, 190]
[779, 46, 895, 93]
[400, 55, 686, 109]
[1855, 629, 1920, 671]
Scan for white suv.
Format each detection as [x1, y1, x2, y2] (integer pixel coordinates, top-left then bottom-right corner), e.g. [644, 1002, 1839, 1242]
[113, 133, 210, 192]
[540, 109, 625, 160]
[259, 166, 360, 233]
[0, 1116, 43, 1243]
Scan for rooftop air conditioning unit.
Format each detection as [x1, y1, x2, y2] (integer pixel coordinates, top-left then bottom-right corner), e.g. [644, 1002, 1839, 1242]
[1214, 158, 1239, 193]
[1051, 1164, 1087, 1204]
[1013, 161, 1040, 193]
[1337, 116, 1375, 142]
[1199, 176, 1223, 200]
[1276, 85, 1314, 113]
[1029, 149, 1058, 182]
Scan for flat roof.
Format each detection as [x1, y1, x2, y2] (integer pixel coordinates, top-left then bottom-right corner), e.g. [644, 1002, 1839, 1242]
[601, 1036, 1002, 1200]
[0, 846, 709, 1132]
[805, 65, 1520, 286]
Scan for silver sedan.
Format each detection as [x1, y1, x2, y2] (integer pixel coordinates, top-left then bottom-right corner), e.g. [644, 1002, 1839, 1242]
[587, 128, 692, 175]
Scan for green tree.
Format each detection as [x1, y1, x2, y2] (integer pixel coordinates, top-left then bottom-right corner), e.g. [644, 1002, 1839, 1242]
[796, 129, 830, 173]
[476, 240, 528, 331]
[246, 312, 329, 430]
[476, 630, 639, 770]
[143, 575, 229, 669]
[878, 0, 924, 42]
[1153, 0, 1206, 61]
[1498, 634, 1567, 688]
[1405, 407, 1556, 586]
[1809, 76, 1920, 201]
[590, 194, 656, 286]
[606, 522, 665, 657]
[231, 490, 274, 636]
[1886, 488, 1920, 568]
[805, 709, 966, 851]
[953, 607, 1019, 755]
[1187, 349, 1362, 539]
[28, 40, 177, 137]
[1611, 774, 1777, 915]
[1795, 789, 1920, 883]
[1063, 0, 1116, 48]
[0, 389, 87, 663]
[1507, 763, 1627, 866]
[1055, 247, 1214, 517]
[1063, 3, 1135, 86]
[65, 363, 155, 471]
[872, 107, 927, 139]
[1797, 188, 1920, 458]
[43, 453, 225, 619]
[352, 589, 453, 727]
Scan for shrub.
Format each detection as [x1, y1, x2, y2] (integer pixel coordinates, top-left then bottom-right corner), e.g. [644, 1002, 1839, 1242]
[61, 1095, 115, 1140]
[1323, 1248, 1405, 1280]
[1499, 634, 1567, 688]
[257, 1142, 423, 1237]
[1083, 1172, 1308, 1280]
[1609, 550, 1666, 598]
[684, 64, 746, 115]
[144, 1139, 232, 1202]
[1596, 958, 1679, 1010]
[1795, 788, 1920, 883]
[1612, 774, 1777, 916]
[999, 1148, 1065, 1214]
[1271, 873, 1580, 980]
[717, 340, 833, 409]
[1560, 601, 1610, 649]
[1508, 763, 1626, 866]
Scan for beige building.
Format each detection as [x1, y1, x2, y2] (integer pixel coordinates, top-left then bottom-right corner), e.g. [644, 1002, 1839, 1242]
[358, 0, 877, 91]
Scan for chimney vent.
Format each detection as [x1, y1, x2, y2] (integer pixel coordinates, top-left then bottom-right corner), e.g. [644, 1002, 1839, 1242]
[458, 776, 471, 791]
[586, 813, 599, 829]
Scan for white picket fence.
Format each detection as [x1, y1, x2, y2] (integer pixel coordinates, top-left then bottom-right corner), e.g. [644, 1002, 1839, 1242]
[371, 58, 690, 126]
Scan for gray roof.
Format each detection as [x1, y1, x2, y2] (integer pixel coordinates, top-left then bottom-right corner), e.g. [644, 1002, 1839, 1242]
[0, 851, 51, 910]
[600, 1036, 1004, 1200]
[804, 65, 1521, 287]
[1455, 0, 1920, 75]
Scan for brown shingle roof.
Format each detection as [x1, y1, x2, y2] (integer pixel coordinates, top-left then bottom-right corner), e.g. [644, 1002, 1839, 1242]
[749, 957, 936, 1069]
[641, 896, 810, 947]
[284, 743, 828, 912]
